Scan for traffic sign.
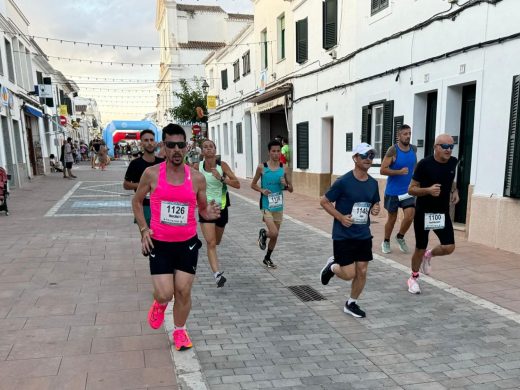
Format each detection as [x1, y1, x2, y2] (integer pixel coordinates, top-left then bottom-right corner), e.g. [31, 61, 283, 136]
[59, 115, 67, 126]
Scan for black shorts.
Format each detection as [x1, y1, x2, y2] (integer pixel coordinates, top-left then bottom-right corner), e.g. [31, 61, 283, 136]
[199, 206, 228, 228]
[333, 238, 373, 267]
[414, 211, 455, 250]
[65, 162, 73, 169]
[149, 235, 202, 275]
[384, 195, 416, 213]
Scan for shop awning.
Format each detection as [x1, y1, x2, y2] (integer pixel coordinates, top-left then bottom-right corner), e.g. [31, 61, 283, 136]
[250, 96, 286, 114]
[23, 104, 43, 118]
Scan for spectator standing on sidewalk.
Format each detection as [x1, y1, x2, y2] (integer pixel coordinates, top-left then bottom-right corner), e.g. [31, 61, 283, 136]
[133, 123, 220, 351]
[380, 124, 417, 254]
[320, 143, 380, 318]
[406, 133, 459, 294]
[124, 129, 164, 226]
[251, 139, 293, 269]
[64, 137, 76, 179]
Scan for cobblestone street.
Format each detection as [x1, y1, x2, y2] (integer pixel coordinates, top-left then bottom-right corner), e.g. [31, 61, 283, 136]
[1, 161, 520, 389]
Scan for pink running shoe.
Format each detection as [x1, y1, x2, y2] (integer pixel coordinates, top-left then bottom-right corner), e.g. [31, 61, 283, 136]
[147, 300, 167, 329]
[173, 329, 193, 351]
[420, 249, 433, 275]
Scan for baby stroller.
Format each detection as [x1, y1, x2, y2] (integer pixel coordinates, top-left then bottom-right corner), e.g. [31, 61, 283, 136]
[0, 167, 10, 216]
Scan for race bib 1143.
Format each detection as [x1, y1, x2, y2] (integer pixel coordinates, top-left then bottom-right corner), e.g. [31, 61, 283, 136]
[351, 202, 371, 224]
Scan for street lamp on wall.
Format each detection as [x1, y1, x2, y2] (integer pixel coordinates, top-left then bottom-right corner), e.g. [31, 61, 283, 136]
[201, 79, 209, 96]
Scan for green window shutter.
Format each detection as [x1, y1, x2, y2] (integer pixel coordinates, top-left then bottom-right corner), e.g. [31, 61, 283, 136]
[371, 0, 388, 15]
[361, 105, 371, 143]
[221, 69, 228, 90]
[323, 0, 337, 50]
[393, 115, 404, 145]
[345, 133, 353, 152]
[296, 121, 309, 169]
[504, 75, 520, 198]
[296, 19, 308, 64]
[381, 100, 394, 158]
[236, 123, 243, 154]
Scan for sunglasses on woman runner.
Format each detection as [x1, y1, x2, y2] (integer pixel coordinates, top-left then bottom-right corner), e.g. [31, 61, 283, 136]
[164, 141, 187, 149]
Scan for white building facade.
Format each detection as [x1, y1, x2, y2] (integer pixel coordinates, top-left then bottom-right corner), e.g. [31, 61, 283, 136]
[206, 0, 520, 254]
[155, 0, 253, 131]
[0, 0, 83, 187]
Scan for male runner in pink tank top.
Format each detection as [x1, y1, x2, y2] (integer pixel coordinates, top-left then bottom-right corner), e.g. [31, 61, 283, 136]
[132, 123, 220, 351]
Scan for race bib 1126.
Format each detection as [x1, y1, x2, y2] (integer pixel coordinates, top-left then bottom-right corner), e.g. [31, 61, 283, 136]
[160, 201, 189, 226]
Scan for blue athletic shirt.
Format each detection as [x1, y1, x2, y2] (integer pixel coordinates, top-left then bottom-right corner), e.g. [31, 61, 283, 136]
[260, 162, 285, 211]
[385, 144, 417, 196]
[325, 171, 380, 240]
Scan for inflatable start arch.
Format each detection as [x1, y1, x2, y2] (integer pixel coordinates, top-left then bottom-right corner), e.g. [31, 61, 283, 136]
[102, 120, 161, 157]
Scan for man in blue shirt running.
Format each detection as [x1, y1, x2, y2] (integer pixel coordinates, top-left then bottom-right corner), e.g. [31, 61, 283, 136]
[320, 143, 381, 318]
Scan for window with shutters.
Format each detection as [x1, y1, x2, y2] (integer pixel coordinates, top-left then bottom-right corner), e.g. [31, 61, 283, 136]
[236, 123, 243, 154]
[5, 39, 15, 82]
[296, 18, 308, 64]
[233, 60, 240, 82]
[323, 0, 338, 50]
[372, 104, 384, 159]
[361, 100, 394, 164]
[296, 121, 309, 169]
[504, 75, 520, 198]
[242, 51, 250, 76]
[278, 14, 286, 61]
[221, 69, 228, 90]
[261, 30, 268, 70]
[371, 0, 389, 15]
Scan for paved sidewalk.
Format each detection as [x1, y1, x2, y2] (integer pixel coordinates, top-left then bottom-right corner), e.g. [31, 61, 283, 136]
[1, 165, 520, 389]
[0, 162, 177, 390]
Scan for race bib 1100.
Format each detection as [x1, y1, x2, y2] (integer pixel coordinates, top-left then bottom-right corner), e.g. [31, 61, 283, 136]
[424, 213, 445, 230]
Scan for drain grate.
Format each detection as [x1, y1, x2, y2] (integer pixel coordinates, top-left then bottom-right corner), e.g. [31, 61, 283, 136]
[287, 285, 327, 302]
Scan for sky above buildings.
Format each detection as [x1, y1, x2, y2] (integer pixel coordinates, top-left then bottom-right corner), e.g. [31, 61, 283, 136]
[16, 0, 253, 123]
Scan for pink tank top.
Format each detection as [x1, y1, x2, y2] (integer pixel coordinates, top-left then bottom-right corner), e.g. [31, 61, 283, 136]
[150, 162, 197, 242]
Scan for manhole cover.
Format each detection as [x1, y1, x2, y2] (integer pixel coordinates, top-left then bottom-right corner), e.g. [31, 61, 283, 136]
[287, 285, 326, 302]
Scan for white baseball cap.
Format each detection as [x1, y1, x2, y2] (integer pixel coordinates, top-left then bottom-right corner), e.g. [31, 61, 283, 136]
[352, 142, 376, 156]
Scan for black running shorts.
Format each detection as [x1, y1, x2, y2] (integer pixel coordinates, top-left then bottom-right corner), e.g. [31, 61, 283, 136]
[414, 211, 455, 250]
[149, 235, 202, 275]
[198, 206, 229, 228]
[333, 238, 373, 267]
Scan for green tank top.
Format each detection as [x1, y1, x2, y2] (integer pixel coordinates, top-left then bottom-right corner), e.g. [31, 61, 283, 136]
[199, 161, 227, 209]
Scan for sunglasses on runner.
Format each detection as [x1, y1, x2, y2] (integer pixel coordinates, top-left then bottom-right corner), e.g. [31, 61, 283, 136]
[358, 151, 376, 160]
[437, 143, 455, 150]
[164, 141, 187, 149]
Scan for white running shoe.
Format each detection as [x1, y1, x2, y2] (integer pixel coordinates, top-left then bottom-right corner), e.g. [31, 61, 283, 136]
[407, 276, 421, 294]
[395, 236, 409, 253]
[381, 241, 391, 254]
[419, 249, 433, 275]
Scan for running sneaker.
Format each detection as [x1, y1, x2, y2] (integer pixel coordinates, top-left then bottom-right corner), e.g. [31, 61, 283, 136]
[419, 249, 433, 275]
[381, 241, 391, 254]
[320, 256, 335, 285]
[215, 272, 227, 288]
[344, 302, 366, 318]
[263, 258, 277, 269]
[173, 329, 193, 351]
[147, 300, 167, 329]
[258, 228, 267, 250]
[395, 236, 409, 253]
[407, 275, 421, 294]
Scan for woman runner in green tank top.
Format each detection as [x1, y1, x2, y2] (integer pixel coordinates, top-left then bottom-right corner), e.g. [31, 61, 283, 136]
[194, 140, 240, 287]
